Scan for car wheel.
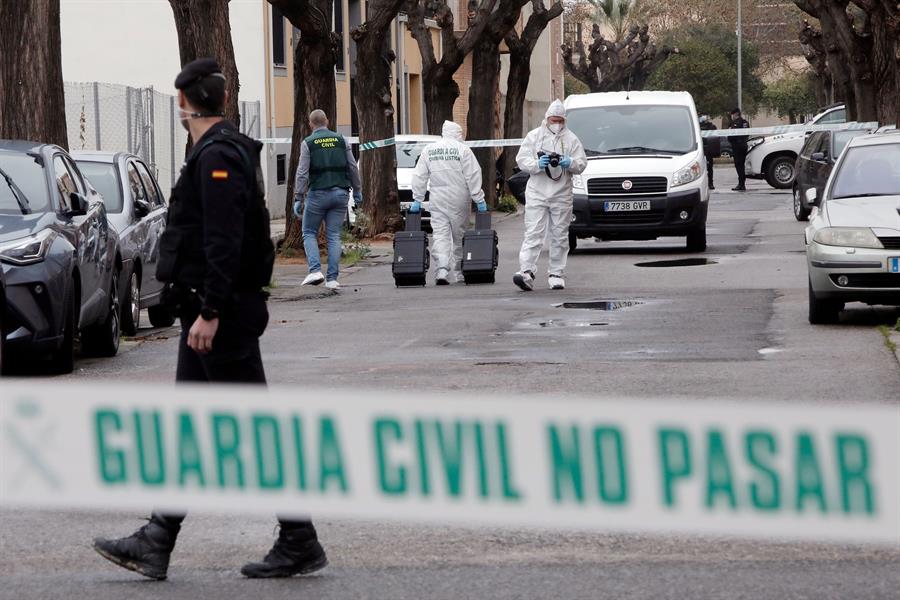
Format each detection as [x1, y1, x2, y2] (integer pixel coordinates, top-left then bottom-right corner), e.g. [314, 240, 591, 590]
[148, 304, 176, 328]
[808, 278, 842, 324]
[568, 231, 578, 254]
[793, 186, 810, 221]
[82, 272, 121, 357]
[686, 226, 707, 252]
[766, 155, 796, 189]
[48, 289, 76, 374]
[121, 269, 141, 336]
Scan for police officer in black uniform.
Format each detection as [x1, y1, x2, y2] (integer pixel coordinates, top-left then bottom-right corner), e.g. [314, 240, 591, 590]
[728, 108, 750, 191]
[92, 58, 327, 581]
[699, 115, 720, 190]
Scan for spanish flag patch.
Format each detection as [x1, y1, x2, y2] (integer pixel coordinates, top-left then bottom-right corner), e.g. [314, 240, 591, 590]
[211, 170, 229, 180]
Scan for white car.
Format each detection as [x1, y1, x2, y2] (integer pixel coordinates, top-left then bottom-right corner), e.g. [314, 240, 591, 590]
[805, 132, 900, 323]
[564, 91, 710, 252]
[745, 104, 846, 189]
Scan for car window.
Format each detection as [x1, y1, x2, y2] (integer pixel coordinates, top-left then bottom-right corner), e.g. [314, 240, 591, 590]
[61, 156, 87, 195]
[134, 161, 163, 207]
[77, 161, 124, 213]
[567, 105, 698, 155]
[126, 162, 148, 206]
[53, 156, 79, 212]
[396, 143, 426, 169]
[815, 108, 846, 125]
[830, 143, 900, 199]
[801, 133, 823, 157]
[815, 132, 831, 156]
[0, 152, 51, 214]
[832, 130, 868, 159]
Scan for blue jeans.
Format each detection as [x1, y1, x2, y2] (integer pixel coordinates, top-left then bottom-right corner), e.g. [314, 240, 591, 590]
[302, 188, 349, 281]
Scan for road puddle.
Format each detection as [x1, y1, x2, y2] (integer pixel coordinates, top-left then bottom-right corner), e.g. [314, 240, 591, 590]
[538, 320, 608, 328]
[556, 300, 644, 310]
[634, 258, 718, 267]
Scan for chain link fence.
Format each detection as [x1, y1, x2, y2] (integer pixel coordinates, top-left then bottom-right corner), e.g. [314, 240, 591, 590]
[64, 82, 261, 190]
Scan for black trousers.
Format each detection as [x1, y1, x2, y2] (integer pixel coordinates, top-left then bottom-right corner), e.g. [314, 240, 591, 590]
[705, 155, 715, 186]
[732, 146, 748, 186]
[157, 299, 317, 539]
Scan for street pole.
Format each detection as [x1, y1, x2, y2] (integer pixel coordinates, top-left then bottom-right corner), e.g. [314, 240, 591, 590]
[736, 0, 743, 113]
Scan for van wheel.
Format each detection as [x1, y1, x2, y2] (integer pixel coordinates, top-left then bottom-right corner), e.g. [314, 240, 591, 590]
[49, 290, 76, 374]
[686, 226, 707, 252]
[82, 272, 121, 357]
[808, 279, 842, 324]
[766, 155, 796, 189]
[568, 232, 578, 254]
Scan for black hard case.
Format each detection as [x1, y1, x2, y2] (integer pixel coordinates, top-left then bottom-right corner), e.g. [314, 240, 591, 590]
[392, 212, 430, 287]
[461, 212, 498, 284]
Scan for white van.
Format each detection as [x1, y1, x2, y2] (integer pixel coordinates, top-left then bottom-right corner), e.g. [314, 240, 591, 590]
[564, 91, 710, 251]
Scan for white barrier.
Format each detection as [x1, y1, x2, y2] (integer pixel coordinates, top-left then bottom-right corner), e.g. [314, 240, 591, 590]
[1, 382, 897, 545]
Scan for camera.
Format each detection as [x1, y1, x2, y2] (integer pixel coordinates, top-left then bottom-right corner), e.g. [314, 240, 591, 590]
[537, 151, 561, 168]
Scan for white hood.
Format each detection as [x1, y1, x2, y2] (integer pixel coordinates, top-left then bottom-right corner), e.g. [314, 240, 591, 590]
[545, 99, 566, 121]
[441, 120, 464, 142]
[825, 196, 900, 229]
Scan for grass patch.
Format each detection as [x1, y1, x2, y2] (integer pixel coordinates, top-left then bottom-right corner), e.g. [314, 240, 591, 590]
[341, 225, 371, 267]
[878, 325, 897, 354]
[497, 194, 519, 214]
[279, 246, 298, 259]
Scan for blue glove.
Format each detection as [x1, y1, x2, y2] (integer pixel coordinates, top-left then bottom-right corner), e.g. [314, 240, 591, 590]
[292, 199, 302, 218]
[559, 155, 573, 169]
[538, 154, 551, 169]
[475, 200, 487, 213]
[408, 200, 422, 213]
[353, 193, 362, 209]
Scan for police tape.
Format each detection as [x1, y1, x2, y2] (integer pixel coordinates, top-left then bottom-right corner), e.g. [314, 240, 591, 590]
[1, 381, 897, 545]
[257, 122, 881, 151]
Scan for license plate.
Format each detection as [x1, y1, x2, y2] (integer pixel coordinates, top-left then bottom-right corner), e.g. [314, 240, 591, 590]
[604, 201, 650, 212]
[890, 257, 900, 273]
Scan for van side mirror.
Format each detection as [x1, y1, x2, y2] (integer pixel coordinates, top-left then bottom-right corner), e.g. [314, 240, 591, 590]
[804, 188, 819, 206]
[66, 192, 89, 217]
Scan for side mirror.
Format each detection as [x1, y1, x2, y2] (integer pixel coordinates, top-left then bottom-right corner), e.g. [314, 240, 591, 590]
[134, 198, 151, 219]
[810, 151, 827, 162]
[804, 187, 819, 207]
[66, 192, 89, 217]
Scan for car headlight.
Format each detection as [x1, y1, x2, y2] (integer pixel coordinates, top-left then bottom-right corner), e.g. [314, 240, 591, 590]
[0, 229, 58, 266]
[572, 174, 585, 191]
[813, 227, 884, 249]
[672, 161, 702, 187]
[747, 138, 764, 152]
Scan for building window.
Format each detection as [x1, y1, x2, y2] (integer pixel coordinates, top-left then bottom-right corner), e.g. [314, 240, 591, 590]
[276, 154, 286, 185]
[334, 0, 345, 72]
[272, 7, 286, 66]
[563, 22, 581, 47]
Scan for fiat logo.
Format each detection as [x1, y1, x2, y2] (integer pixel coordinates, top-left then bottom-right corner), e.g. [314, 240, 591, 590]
[622, 180, 633, 190]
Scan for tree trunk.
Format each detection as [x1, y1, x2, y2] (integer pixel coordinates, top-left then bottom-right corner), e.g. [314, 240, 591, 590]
[866, 1, 900, 125]
[467, 39, 502, 207]
[499, 50, 530, 191]
[169, 0, 241, 127]
[423, 67, 461, 135]
[0, 0, 67, 149]
[271, 0, 339, 249]
[352, 1, 405, 235]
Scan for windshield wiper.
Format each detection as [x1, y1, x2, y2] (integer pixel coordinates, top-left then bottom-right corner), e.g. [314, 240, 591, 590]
[831, 193, 894, 199]
[0, 165, 31, 214]
[604, 146, 681, 155]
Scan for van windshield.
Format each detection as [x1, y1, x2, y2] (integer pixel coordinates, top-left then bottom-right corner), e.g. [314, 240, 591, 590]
[566, 105, 698, 156]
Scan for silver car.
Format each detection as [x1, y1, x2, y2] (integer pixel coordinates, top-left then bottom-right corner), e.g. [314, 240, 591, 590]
[804, 132, 900, 323]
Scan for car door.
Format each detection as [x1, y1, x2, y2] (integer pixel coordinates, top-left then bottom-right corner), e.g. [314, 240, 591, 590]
[796, 133, 821, 195]
[123, 160, 151, 292]
[812, 132, 832, 199]
[133, 160, 167, 301]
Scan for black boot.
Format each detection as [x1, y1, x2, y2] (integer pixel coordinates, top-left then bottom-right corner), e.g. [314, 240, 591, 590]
[241, 522, 328, 579]
[92, 514, 180, 580]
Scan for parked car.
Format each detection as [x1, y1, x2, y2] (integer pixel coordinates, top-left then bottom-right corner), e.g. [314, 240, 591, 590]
[73, 151, 174, 333]
[804, 132, 900, 323]
[792, 128, 871, 221]
[0, 140, 121, 373]
[564, 91, 710, 252]
[0, 267, 6, 374]
[744, 103, 846, 189]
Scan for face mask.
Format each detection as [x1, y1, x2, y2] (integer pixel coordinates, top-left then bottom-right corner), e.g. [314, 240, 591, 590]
[178, 107, 224, 131]
[548, 123, 562, 135]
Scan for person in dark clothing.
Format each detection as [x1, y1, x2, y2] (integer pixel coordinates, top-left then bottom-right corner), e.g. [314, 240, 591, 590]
[91, 58, 327, 581]
[728, 108, 750, 191]
[699, 115, 720, 190]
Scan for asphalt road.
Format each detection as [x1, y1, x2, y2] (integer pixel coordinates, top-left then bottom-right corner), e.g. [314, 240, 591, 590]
[2, 167, 898, 599]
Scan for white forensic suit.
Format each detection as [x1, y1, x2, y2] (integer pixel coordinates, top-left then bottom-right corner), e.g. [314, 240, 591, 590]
[515, 100, 587, 279]
[411, 120, 485, 282]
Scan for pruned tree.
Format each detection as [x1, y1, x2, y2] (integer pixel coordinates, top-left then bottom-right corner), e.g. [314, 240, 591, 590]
[498, 0, 564, 187]
[268, 0, 339, 249]
[406, 0, 499, 134]
[0, 0, 68, 149]
[799, 20, 833, 107]
[169, 0, 241, 127]
[561, 23, 677, 93]
[351, 0, 406, 235]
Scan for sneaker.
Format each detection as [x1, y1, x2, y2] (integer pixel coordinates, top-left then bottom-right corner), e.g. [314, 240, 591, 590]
[435, 268, 450, 286]
[302, 272, 325, 286]
[241, 526, 329, 579]
[325, 280, 340, 290]
[92, 517, 179, 580]
[732, 185, 746, 191]
[513, 271, 534, 291]
[454, 272, 466, 284]
[548, 275, 565, 290]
